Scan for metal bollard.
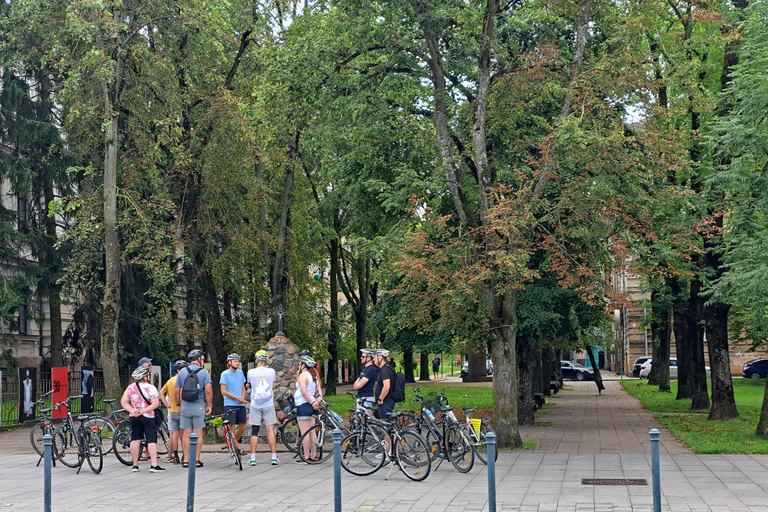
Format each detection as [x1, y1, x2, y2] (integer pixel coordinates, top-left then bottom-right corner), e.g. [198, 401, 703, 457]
[43, 434, 52, 512]
[650, 428, 661, 512]
[333, 429, 342, 512]
[486, 432, 497, 512]
[187, 433, 199, 512]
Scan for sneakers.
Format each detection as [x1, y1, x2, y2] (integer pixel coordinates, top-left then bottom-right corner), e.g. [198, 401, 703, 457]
[249, 460, 257, 467]
[132, 466, 139, 472]
[150, 465, 166, 473]
[271, 457, 279, 465]
[165, 456, 174, 463]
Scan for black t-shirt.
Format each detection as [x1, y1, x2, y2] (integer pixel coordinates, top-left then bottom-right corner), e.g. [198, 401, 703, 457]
[357, 365, 378, 398]
[375, 363, 396, 403]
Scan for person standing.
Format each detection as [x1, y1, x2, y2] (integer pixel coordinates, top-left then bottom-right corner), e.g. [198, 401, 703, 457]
[431, 355, 441, 380]
[160, 360, 186, 464]
[175, 349, 212, 468]
[374, 349, 395, 423]
[246, 350, 279, 466]
[294, 356, 320, 464]
[121, 366, 165, 472]
[220, 353, 247, 444]
[353, 348, 377, 416]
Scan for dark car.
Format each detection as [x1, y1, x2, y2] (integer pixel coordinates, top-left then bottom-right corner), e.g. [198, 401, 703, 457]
[560, 360, 594, 381]
[743, 359, 768, 379]
[632, 356, 652, 378]
[460, 360, 493, 378]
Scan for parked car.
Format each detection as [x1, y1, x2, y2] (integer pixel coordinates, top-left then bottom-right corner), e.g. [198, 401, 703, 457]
[638, 358, 710, 379]
[632, 356, 652, 378]
[742, 359, 768, 379]
[560, 360, 594, 381]
[460, 360, 493, 378]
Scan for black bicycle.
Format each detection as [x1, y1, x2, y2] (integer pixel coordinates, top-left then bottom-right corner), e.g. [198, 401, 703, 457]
[50, 395, 103, 474]
[112, 416, 170, 466]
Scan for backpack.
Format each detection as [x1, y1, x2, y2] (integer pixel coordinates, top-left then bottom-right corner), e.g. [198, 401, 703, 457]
[391, 369, 406, 403]
[181, 367, 203, 402]
[253, 369, 272, 402]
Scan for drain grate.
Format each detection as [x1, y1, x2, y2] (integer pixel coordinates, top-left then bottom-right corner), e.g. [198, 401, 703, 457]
[582, 478, 648, 486]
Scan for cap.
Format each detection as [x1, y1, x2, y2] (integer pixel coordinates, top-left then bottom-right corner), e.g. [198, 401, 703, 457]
[138, 357, 152, 366]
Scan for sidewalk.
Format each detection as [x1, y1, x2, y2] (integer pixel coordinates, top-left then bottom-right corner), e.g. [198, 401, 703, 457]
[1, 379, 767, 511]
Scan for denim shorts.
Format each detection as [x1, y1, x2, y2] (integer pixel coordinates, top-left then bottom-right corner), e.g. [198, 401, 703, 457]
[296, 402, 318, 420]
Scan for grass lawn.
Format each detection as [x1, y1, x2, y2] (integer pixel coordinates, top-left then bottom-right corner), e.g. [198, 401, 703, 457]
[620, 379, 768, 454]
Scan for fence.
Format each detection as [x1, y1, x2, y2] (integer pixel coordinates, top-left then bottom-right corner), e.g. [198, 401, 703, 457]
[1, 370, 130, 426]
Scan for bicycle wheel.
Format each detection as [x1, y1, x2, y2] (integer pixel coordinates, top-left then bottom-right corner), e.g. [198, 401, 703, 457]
[31, 424, 63, 459]
[82, 416, 116, 455]
[57, 426, 82, 468]
[155, 420, 170, 455]
[340, 431, 386, 476]
[279, 416, 299, 453]
[228, 430, 243, 470]
[472, 420, 498, 465]
[394, 430, 431, 482]
[393, 411, 419, 430]
[422, 427, 442, 462]
[84, 430, 103, 474]
[446, 424, 474, 473]
[297, 423, 333, 464]
[112, 421, 134, 466]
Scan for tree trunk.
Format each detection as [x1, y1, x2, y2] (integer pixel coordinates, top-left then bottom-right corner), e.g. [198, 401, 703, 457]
[585, 346, 604, 394]
[100, 107, 122, 401]
[419, 352, 431, 381]
[706, 300, 737, 419]
[489, 288, 522, 448]
[517, 336, 535, 425]
[541, 348, 556, 396]
[648, 290, 671, 391]
[757, 379, 768, 437]
[403, 347, 415, 383]
[326, 236, 339, 396]
[199, 265, 226, 414]
[670, 277, 692, 399]
[270, 131, 299, 306]
[688, 278, 710, 410]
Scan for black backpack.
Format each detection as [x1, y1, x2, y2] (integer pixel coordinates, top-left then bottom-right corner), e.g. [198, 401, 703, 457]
[391, 369, 406, 403]
[181, 367, 203, 402]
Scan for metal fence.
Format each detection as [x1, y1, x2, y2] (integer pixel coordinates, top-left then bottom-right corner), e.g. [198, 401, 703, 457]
[1, 370, 130, 426]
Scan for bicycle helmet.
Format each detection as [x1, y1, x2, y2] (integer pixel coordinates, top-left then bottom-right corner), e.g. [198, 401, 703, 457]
[132, 366, 150, 381]
[188, 349, 205, 361]
[227, 353, 241, 362]
[374, 348, 390, 358]
[299, 349, 312, 356]
[255, 350, 269, 361]
[299, 356, 317, 368]
[360, 348, 374, 357]
[173, 360, 188, 372]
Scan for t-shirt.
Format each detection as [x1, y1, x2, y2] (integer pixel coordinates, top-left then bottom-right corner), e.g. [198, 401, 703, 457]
[357, 365, 377, 398]
[432, 357, 440, 370]
[174, 364, 212, 404]
[126, 382, 159, 418]
[247, 366, 276, 408]
[161, 376, 180, 413]
[219, 369, 246, 407]
[375, 363, 395, 404]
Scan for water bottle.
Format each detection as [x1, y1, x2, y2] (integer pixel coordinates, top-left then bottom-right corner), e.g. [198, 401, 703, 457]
[331, 411, 342, 422]
[425, 409, 435, 422]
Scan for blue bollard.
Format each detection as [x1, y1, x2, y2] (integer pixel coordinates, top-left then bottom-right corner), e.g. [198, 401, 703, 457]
[333, 429, 342, 512]
[650, 428, 660, 512]
[187, 433, 199, 512]
[43, 434, 52, 512]
[486, 432, 497, 512]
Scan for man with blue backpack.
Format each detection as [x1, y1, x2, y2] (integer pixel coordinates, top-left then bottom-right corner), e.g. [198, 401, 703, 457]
[174, 349, 212, 468]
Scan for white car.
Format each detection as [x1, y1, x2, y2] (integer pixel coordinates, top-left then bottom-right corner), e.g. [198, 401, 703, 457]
[639, 358, 710, 379]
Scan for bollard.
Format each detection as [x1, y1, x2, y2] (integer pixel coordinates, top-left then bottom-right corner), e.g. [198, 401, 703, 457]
[650, 428, 661, 512]
[333, 429, 342, 512]
[486, 432, 497, 512]
[187, 433, 199, 512]
[43, 434, 52, 512]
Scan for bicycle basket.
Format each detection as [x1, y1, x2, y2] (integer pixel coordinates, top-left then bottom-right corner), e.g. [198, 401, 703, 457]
[422, 393, 442, 413]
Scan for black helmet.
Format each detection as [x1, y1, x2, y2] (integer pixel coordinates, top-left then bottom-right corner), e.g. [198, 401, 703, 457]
[173, 360, 188, 372]
[188, 349, 205, 361]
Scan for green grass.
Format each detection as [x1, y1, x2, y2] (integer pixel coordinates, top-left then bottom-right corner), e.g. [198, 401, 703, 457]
[621, 379, 768, 454]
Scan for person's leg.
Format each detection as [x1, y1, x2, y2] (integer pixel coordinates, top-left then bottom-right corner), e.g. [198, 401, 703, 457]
[180, 430, 190, 463]
[192, 428, 204, 461]
[266, 424, 276, 453]
[297, 418, 312, 461]
[147, 443, 158, 466]
[307, 417, 317, 460]
[130, 439, 142, 466]
[235, 422, 247, 444]
[249, 425, 260, 456]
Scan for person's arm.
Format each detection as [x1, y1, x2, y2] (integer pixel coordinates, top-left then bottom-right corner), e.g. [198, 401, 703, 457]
[174, 374, 182, 405]
[159, 383, 170, 408]
[204, 383, 213, 415]
[241, 382, 247, 403]
[353, 375, 369, 390]
[378, 371, 391, 404]
[121, 386, 138, 416]
[219, 383, 246, 404]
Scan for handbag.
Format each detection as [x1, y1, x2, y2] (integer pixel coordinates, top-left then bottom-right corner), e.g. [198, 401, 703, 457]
[135, 382, 164, 425]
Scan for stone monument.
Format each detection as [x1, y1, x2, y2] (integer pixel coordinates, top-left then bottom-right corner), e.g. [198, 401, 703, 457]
[262, 305, 299, 404]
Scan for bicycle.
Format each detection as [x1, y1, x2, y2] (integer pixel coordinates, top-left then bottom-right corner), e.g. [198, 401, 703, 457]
[78, 398, 127, 455]
[276, 395, 300, 453]
[340, 410, 431, 481]
[297, 398, 350, 464]
[210, 413, 243, 470]
[49, 395, 103, 474]
[410, 386, 474, 473]
[29, 390, 60, 463]
[112, 415, 170, 466]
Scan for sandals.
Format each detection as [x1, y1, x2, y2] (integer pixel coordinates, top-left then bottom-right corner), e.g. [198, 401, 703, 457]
[182, 462, 189, 468]
[195, 460, 204, 467]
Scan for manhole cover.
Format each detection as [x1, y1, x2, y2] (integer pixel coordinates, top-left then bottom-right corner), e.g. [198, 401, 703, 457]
[582, 478, 648, 485]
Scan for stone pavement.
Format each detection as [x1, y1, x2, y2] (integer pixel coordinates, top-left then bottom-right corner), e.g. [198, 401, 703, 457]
[1, 378, 767, 512]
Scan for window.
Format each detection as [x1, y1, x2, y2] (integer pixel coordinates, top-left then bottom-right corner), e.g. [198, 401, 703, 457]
[18, 302, 28, 334]
[17, 196, 28, 233]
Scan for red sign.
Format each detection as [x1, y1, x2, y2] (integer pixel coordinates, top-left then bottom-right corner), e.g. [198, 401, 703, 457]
[51, 368, 68, 419]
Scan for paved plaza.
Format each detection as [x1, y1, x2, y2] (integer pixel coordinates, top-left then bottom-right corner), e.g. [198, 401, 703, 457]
[1, 378, 768, 511]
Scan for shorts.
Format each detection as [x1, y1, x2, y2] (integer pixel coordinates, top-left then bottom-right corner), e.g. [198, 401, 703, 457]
[249, 404, 278, 425]
[130, 415, 158, 444]
[296, 402, 318, 420]
[224, 405, 246, 425]
[356, 396, 375, 417]
[180, 401, 206, 430]
[168, 412, 181, 432]
[374, 400, 395, 423]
